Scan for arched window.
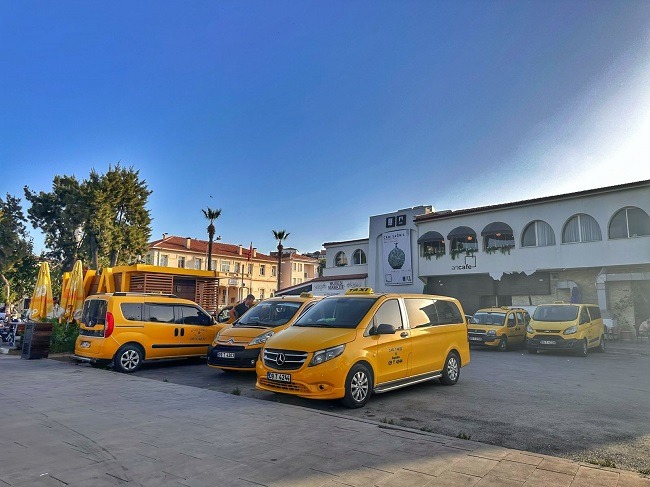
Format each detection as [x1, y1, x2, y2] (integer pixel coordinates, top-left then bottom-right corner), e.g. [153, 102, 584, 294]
[352, 249, 366, 265]
[447, 226, 478, 258]
[609, 207, 650, 239]
[481, 222, 514, 253]
[418, 231, 445, 258]
[521, 220, 556, 247]
[562, 214, 602, 243]
[334, 251, 348, 267]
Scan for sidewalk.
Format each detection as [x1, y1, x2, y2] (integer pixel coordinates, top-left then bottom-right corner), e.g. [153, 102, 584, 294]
[0, 356, 648, 487]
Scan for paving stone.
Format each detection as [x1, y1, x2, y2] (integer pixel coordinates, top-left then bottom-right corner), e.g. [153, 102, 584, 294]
[570, 465, 618, 487]
[487, 460, 536, 481]
[616, 473, 650, 486]
[450, 456, 499, 477]
[375, 468, 436, 487]
[433, 470, 481, 486]
[536, 458, 580, 476]
[522, 468, 573, 487]
[476, 474, 525, 486]
[504, 452, 544, 466]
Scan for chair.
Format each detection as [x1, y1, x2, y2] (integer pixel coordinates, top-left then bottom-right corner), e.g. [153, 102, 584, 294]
[605, 326, 620, 341]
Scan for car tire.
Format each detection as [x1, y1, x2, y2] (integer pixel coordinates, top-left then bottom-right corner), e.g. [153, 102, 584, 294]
[440, 352, 460, 385]
[577, 339, 588, 357]
[341, 363, 372, 408]
[596, 335, 606, 353]
[114, 344, 144, 373]
[498, 336, 508, 352]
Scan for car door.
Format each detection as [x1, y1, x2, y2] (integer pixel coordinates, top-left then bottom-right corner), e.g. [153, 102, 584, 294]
[578, 306, 591, 344]
[144, 302, 180, 358]
[373, 299, 410, 384]
[514, 312, 526, 344]
[404, 297, 443, 376]
[176, 304, 215, 356]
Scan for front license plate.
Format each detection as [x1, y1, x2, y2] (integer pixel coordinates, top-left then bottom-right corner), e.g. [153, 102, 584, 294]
[267, 372, 291, 383]
[80, 341, 91, 348]
[469, 337, 482, 341]
[540, 340, 556, 345]
[217, 351, 235, 359]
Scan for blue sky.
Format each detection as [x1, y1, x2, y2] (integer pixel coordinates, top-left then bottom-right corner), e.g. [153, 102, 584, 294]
[2, 1, 649, 256]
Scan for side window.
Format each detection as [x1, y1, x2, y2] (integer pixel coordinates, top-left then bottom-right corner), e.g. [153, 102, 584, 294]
[404, 298, 438, 328]
[588, 306, 601, 320]
[121, 303, 142, 321]
[178, 305, 211, 325]
[373, 299, 404, 330]
[507, 313, 516, 327]
[146, 304, 175, 323]
[579, 307, 590, 325]
[515, 312, 524, 325]
[434, 300, 463, 325]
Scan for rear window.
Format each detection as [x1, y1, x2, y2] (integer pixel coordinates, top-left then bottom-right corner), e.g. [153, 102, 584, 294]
[405, 298, 463, 327]
[533, 305, 579, 322]
[81, 299, 107, 326]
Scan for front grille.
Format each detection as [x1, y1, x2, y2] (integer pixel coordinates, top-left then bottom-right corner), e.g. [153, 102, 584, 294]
[214, 345, 245, 352]
[258, 377, 309, 393]
[468, 329, 486, 335]
[263, 348, 308, 371]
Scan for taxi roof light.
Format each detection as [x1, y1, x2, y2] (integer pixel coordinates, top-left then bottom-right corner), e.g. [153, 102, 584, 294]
[345, 287, 374, 295]
[299, 292, 314, 298]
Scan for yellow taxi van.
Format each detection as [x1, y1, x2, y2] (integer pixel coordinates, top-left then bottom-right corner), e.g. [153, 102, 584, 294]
[467, 307, 530, 351]
[72, 292, 221, 372]
[526, 302, 605, 356]
[207, 293, 322, 372]
[256, 288, 470, 408]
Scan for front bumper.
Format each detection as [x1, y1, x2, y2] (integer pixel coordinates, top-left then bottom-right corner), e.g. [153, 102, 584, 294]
[207, 344, 260, 370]
[527, 335, 579, 351]
[468, 334, 500, 347]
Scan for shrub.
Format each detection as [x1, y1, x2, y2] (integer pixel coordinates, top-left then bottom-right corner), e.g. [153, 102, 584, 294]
[49, 321, 79, 353]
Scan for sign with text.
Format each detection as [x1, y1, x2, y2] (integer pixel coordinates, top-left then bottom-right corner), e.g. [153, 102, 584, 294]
[312, 279, 367, 296]
[382, 230, 412, 286]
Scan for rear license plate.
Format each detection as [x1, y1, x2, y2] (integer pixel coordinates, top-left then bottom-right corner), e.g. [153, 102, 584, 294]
[217, 351, 235, 359]
[469, 337, 482, 341]
[80, 341, 91, 348]
[267, 372, 291, 383]
[540, 340, 556, 345]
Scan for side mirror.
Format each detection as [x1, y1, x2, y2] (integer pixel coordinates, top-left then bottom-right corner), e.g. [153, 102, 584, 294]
[371, 323, 396, 335]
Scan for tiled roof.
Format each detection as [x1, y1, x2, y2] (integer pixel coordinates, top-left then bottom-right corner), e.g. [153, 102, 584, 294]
[149, 236, 276, 262]
[415, 179, 650, 222]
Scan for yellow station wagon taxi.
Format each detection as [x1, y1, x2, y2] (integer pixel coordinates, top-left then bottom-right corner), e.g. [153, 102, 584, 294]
[207, 293, 322, 371]
[526, 303, 605, 356]
[467, 307, 530, 351]
[256, 288, 470, 408]
[72, 292, 221, 373]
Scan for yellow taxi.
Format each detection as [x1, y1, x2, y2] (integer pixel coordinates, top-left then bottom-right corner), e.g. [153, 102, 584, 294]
[72, 292, 222, 372]
[527, 302, 605, 356]
[467, 307, 530, 351]
[207, 293, 322, 372]
[256, 288, 470, 408]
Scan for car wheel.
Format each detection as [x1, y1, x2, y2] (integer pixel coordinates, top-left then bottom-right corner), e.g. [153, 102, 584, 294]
[498, 336, 508, 352]
[440, 352, 460, 385]
[114, 345, 144, 373]
[341, 363, 372, 408]
[596, 335, 606, 353]
[577, 339, 588, 357]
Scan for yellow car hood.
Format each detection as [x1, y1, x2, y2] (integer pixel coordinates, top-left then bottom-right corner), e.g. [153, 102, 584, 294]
[530, 322, 569, 333]
[264, 325, 357, 352]
[219, 325, 276, 340]
[470, 324, 503, 332]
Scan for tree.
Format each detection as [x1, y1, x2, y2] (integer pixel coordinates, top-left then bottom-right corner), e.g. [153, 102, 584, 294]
[202, 208, 222, 271]
[24, 163, 152, 270]
[272, 230, 290, 292]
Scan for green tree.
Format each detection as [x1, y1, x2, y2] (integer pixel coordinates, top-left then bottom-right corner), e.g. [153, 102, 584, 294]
[272, 229, 290, 292]
[202, 208, 222, 270]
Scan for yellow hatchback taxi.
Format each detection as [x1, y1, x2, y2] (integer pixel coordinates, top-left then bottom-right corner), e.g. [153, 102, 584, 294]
[526, 303, 605, 356]
[256, 288, 470, 408]
[207, 293, 322, 372]
[72, 292, 220, 373]
[467, 307, 530, 351]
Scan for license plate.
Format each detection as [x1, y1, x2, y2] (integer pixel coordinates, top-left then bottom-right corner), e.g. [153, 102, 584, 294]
[217, 351, 235, 359]
[469, 337, 482, 341]
[540, 340, 556, 345]
[267, 372, 291, 383]
[80, 341, 91, 348]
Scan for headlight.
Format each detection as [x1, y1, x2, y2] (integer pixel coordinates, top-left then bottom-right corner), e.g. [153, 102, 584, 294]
[249, 331, 274, 346]
[486, 330, 496, 336]
[526, 325, 534, 334]
[563, 325, 578, 335]
[309, 344, 345, 367]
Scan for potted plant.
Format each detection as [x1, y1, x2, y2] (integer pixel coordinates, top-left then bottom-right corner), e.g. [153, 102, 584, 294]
[612, 293, 636, 340]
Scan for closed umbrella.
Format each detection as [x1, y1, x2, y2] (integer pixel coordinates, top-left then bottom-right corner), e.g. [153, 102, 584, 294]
[30, 262, 54, 322]
[60, 260, 85, 323]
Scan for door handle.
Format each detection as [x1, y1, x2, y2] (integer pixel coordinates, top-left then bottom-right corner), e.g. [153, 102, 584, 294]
[174, 328, 178, 336]
[400, 332, 408, 338]
[181, 328, 185, 337]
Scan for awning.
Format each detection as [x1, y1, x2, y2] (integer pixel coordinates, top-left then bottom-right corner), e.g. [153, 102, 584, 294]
[447, 226, 476, 240]
[417, 231, 444, 244]
[481, 222, 513, 236]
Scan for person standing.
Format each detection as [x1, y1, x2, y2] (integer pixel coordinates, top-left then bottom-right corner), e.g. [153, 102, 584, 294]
[229, 294, 255, 321]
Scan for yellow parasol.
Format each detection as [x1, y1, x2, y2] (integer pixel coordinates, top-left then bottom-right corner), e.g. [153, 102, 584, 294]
[60, 260, 85, 323]
[30, 262, 54, 322]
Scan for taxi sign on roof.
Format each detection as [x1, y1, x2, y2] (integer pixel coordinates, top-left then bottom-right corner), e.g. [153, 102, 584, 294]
[345, 287, 374, 295]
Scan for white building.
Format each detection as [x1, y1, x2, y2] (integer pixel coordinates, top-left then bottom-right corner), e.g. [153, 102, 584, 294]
[322, 180, 650, 329]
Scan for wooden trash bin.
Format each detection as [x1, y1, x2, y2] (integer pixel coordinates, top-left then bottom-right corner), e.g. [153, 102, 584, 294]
[21, 322, 54, 360]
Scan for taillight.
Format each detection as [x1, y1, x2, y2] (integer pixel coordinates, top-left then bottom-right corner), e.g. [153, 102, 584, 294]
[104, 312, 115, 338]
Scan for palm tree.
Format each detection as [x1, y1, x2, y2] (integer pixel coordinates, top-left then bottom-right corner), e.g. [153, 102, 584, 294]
[272, 229, 290, 292]
[202, 208, 222, 270]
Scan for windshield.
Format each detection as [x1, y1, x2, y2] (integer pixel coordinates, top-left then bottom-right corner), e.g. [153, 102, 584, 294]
[473, 312, 506, 326]
[294, 297, 377, 329]
[236, 301, 302, 327]
[533, 305, 579, 322]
